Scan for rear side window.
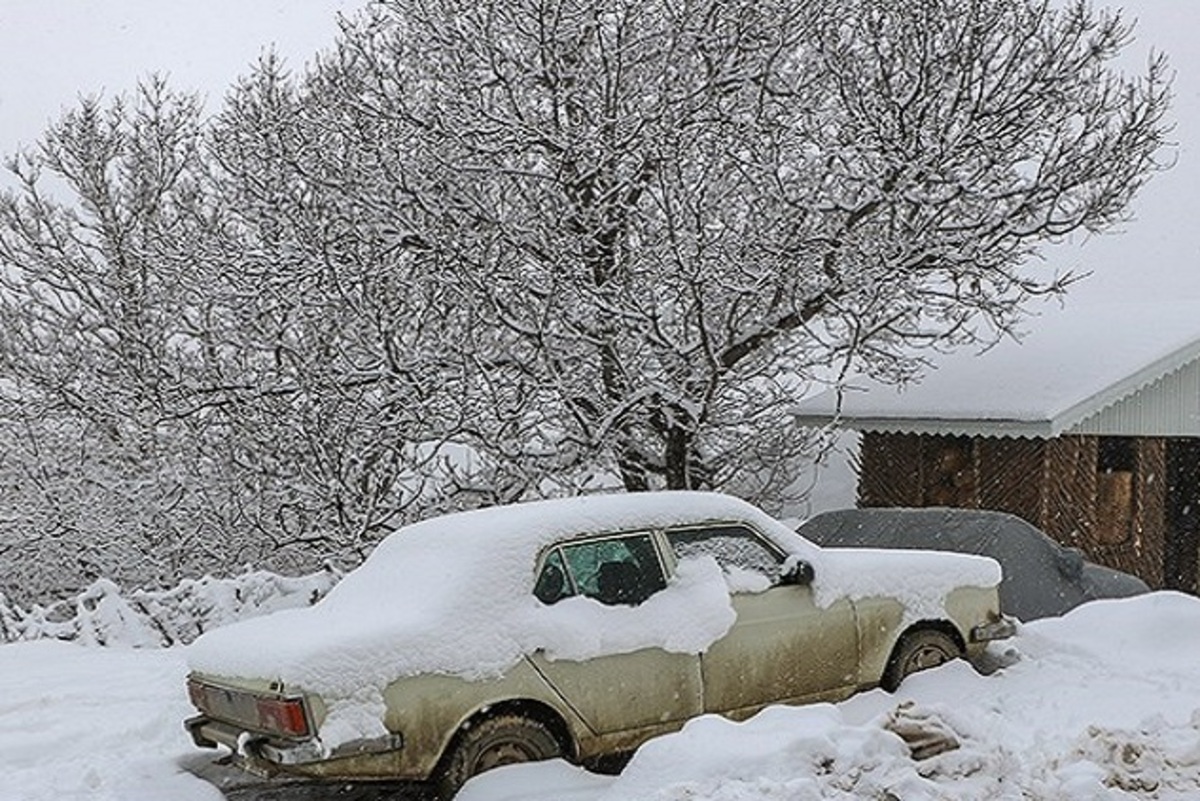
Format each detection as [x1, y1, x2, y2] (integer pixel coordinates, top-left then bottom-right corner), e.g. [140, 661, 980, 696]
[667, 525, 782, 582]
[535, 533, 667, 607]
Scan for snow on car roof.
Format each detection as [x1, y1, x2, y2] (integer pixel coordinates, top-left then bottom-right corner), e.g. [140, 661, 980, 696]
[189, 495, 783, 667]
[187, 491, 1000, 750]
[363, 489, 813, 560]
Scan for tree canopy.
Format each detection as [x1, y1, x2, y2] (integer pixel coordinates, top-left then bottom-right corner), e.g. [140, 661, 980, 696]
[0, 0, 1172, 599]
[286, 0, 1169, 492]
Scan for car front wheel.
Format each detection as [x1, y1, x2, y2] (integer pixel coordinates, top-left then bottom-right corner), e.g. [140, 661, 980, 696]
[881, 628, 962, 692]
[437, 712, 562, 798]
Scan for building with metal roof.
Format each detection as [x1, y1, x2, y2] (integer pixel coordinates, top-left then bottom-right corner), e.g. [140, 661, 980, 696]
[793, 301, 1200, 594]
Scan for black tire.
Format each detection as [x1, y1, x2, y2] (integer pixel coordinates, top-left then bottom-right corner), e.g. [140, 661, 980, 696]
[881, 628, 962, 692]
[437, 713, 562, 799]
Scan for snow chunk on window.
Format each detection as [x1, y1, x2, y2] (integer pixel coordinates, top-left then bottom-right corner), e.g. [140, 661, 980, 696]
[722, 565, 773, 594]
[525, 556, 736, 662]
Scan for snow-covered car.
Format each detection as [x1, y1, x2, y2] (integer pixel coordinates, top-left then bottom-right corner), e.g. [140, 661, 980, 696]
[796, 507, 1150, 621]
[184, 492, 1014, 798]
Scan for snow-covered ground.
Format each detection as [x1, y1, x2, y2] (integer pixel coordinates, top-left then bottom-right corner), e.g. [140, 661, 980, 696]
[3, 592, 1200, 801]
[0, 642, 217, 801]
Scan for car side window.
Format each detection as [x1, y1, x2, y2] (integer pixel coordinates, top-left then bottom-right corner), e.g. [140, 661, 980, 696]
[557, 533, 667, 606]
[666, 525, 783, 583]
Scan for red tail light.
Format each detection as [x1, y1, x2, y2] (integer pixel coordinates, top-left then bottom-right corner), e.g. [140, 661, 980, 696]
[255, 697, 310, 737]
[187, 677, 310, 739]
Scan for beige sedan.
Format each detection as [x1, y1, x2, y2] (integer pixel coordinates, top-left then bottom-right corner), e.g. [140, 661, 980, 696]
[184, 492, 1013, 798]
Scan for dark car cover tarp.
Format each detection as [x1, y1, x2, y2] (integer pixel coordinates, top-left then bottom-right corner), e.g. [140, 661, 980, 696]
[797, 508, 1148, 621]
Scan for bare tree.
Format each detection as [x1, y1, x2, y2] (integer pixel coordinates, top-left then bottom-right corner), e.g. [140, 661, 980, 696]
[203, 55, 528, 548]
[296, 0, 1169, 504]
[0, 75, 451, 596]
[0, 0, 1172, 601]
[0, 68, 545, 599]
[0, 80, 235, 599]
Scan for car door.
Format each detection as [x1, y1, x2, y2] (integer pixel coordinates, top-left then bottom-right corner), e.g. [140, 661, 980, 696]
[527, 531, 704, 735]
[665, 524, 859, 716]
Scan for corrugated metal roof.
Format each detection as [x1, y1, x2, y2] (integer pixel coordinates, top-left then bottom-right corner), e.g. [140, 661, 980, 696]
[1069, 360, 1200, 436]
[793, 301, 1200, 439]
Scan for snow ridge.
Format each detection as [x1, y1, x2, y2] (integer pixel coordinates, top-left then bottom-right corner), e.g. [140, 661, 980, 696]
[0, 567, 341, 647]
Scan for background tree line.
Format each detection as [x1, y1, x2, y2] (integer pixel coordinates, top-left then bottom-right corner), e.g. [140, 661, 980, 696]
[0, 0, 1170, 602]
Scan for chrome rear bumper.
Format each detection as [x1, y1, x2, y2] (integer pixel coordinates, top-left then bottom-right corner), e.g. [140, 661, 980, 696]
[185, 715, 326, 765]
[185, 715, 404, 765]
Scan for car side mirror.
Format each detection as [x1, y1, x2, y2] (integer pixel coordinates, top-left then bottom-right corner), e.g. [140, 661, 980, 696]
[1056, 548, 1084, 580]
[781, 556, 815, 586]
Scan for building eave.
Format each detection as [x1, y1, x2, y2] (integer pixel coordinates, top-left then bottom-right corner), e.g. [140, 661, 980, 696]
[794, 331, 1200, 441]
[1051, 338, 1200, 435]
[792, 413, 1057, 439]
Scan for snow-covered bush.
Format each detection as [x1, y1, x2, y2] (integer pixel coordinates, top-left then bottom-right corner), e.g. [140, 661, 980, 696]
[0, 566, 342, 647]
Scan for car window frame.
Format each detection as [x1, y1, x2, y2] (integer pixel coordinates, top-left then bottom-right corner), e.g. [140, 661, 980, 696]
[661, 521, 789, 587]
[532, 547, 576, 604]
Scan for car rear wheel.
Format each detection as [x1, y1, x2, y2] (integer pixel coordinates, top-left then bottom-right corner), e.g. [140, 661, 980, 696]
[437, 712, 562, 799]
[881, 629, 962, 692]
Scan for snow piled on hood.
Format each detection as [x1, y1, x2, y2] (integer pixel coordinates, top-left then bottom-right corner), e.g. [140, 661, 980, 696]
[816, 546, 999, 624]
[187, 491, 999, 748]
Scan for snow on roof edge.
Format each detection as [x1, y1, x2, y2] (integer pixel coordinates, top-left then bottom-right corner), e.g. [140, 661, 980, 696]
[1051, 337, 1200, 435]
[793, 333, 1200, 439]
[792, 413, 1056, 438]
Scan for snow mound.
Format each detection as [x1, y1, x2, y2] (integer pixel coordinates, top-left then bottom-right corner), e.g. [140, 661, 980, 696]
[0, 568, 340, 647]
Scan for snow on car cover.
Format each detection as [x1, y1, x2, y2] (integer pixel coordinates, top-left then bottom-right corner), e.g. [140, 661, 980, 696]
[188, 491, 1000, 749]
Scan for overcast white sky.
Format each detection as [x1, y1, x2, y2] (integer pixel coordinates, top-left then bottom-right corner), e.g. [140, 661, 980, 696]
[0, 0, 1196, 303]
[1059, 0, 1200, 303]
[0, 1, 362, 156]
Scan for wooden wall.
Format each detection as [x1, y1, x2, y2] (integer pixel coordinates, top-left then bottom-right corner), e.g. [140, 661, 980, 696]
[858, 432, 924, 508]
[857, 432, 1170, 589]
[1135, 438, 1167, 587]
[1040, 436, 1093, 550]
[977, 437, 1043, 520]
